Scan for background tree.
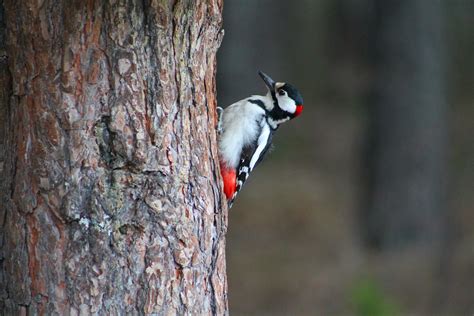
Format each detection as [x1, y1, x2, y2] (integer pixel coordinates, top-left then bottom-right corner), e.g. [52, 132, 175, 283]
[0, 0, 227, 314]
[363, 0, 447, 250]
[218, 0, 473, 314]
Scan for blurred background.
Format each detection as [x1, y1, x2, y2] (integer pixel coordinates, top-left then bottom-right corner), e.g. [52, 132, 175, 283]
[216, 1, 473, 315]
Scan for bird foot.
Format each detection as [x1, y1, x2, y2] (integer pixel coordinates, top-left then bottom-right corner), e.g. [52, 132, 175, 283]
[217, 106, 224, 135]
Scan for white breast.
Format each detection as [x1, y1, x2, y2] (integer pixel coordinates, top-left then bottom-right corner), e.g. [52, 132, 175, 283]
[219, 99, 266, 169]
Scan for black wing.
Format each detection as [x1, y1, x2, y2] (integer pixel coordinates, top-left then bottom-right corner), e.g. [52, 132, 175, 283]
[229, 120, 274, 206]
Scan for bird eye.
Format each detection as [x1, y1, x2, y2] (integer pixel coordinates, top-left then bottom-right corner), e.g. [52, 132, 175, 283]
[278, 89, 286, 96]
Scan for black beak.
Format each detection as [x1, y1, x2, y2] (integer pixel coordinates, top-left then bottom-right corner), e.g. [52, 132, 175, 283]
[258, 71, 276, 91]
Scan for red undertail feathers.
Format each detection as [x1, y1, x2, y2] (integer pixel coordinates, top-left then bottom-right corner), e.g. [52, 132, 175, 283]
[220, 161, 236, 200]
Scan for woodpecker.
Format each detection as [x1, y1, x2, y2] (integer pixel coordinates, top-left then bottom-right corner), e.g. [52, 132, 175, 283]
[218, 71, 304, 207]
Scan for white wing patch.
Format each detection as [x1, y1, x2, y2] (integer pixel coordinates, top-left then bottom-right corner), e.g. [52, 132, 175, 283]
[249, 122, 271, 171]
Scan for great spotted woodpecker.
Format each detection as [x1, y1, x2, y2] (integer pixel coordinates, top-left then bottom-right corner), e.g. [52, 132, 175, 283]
[217, 71, 304, 207]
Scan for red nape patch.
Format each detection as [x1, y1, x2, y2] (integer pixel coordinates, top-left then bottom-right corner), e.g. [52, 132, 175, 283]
[220, 162, 236, 200]
[295, 105, 303, 117]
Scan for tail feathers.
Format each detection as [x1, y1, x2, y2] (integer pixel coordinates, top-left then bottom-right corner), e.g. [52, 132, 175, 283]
[227, 168, 250, 208]
[227, 164, 251, 207]
[228, 189, 238, 208]
[220, 158, 253, 208]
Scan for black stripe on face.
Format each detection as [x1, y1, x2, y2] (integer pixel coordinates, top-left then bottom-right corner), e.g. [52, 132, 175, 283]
[269, 104, 291, 123]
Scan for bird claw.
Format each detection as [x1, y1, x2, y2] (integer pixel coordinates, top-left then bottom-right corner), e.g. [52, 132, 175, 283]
[217, 106, 224, 135]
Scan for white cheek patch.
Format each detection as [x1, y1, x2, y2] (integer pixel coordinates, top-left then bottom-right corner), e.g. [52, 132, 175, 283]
[278, 96, 297, 113]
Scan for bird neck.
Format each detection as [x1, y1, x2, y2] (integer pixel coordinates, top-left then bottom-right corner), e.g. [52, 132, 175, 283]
[248, 94, 275, 112]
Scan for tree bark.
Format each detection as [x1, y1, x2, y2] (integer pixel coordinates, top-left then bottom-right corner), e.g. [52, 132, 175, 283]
[0, 0, 227, 314]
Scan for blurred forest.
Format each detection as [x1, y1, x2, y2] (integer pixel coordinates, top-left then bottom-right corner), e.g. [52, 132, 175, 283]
[217, 1, 473, 315]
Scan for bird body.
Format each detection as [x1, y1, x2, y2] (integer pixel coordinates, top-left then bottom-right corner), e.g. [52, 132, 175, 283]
[218, 71, 303, 207]
[219, 95, 268, 169]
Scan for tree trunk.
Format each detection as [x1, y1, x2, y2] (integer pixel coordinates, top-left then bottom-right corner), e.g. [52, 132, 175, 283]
[0, 0, 227, 314]
[363, 0, 447, 250]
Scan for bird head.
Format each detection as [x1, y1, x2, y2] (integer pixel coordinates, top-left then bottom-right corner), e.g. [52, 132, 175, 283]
[258, 71, 304, 119]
